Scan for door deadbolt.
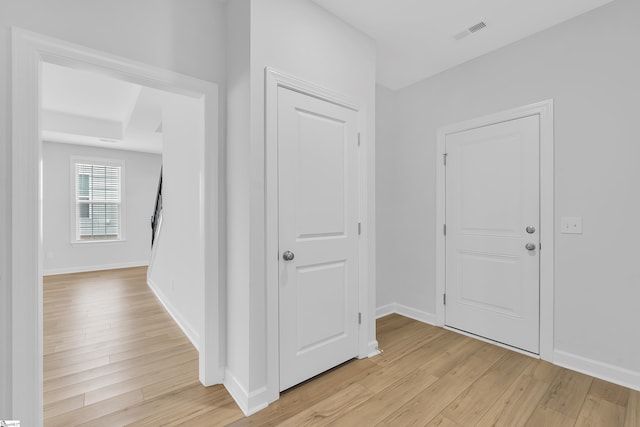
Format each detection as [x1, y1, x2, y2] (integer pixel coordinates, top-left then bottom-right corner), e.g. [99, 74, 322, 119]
[526, 226, 536, 234]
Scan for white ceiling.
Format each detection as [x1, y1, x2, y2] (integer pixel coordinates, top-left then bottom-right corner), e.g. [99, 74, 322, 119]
[41, 62, 164, 153]
[312, 0, 616, 89]
[40, 0, 616, 146]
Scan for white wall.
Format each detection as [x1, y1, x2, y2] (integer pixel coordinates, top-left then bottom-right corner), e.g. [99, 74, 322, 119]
[0, 0, 227, 415]
[225, 0, 252, 396]
[43, 142, 161, 274]
[375, 84, 398, 311]
[147, 93, 205, 351]
[377, 0, 640, 387]
[225, 0, 376, 414]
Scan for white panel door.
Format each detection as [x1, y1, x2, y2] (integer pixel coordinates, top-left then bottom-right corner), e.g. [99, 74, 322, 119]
[278, 86, 359, 391]
[445, 115, 540, 354]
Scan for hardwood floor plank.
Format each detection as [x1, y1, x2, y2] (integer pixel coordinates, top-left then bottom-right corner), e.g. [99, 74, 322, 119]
[426, 414, 465, 427]
[277, 383, 374, 426]
[625, 390, 640, 427]
[575, 395, 626, 427]
[526, 359, 564, 384]
[373, 320, 446, 367]
[175, 402, 244, 427]
[525, 406, 577, 427]
[422, 339, 492, 379]
[44, 355, 112, 381]
[357, 333, 470, 394]
[44, 269, 640, 426]
[475, 362, 554, 427]
[45, 390, 144, 427]
[376, 312, 413, 326]
[83, 360, 197, 406]
[44, 343, 195, 394]
[537, 368, 593, 419]
[50, 320, 180, 354]
[85, 384, 239, 427]
[227, 358, 379, 426]
[44, 347, 197, 405]
[371, 326, 465, 370]
[44, 334, 182, 370]
[47, 324, 179, 357]
[442, 351, 533, 425]
[108, 336, 190, 363]
[140, 365, 201, 401]
[324, 366, 439, 425]
[589, 378, 630, 407]
[43, 394, 85, 420]
[376, 348, 505, 426]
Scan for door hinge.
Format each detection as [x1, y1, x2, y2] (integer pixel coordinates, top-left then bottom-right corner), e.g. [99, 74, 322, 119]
[358, 222, 362, 235]
[443, 294, 446, 305]
[443, 153, 448, 165]
[443, 224, 446, 236]
[358, 312, 362, 324]
[358, 132, 361, 147]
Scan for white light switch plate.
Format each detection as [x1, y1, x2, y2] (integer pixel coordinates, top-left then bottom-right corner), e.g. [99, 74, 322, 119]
[561, 216, 582, 234]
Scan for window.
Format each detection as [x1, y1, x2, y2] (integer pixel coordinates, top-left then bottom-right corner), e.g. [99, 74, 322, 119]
[72, 159, 124, 242]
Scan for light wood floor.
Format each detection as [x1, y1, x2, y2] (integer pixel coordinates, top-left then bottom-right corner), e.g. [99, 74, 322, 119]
[44, 268, 640, 426]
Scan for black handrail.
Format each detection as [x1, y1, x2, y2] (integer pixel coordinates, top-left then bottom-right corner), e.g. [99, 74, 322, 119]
[151, 167, 163, 247]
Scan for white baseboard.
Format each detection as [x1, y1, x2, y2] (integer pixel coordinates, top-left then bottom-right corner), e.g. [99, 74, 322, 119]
[364, 340, 381, 358]
[376, 302, 437, 326]
[147, 277, 200, 351]
[377, 304, 640, 393]
[554, 349, 640, 392]
[43, 260, 148, 276]
[376, 303, 397, 319]
[223, 368, 269, 416]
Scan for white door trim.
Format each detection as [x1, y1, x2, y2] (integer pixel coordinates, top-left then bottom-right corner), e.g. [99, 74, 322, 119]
[265, 68, 375, 404]
[435, 100, 554, 361]
[11, 27, 222, 425]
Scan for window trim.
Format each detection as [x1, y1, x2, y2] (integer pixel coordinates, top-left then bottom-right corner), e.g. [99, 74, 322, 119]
[70, 156, 126, 244]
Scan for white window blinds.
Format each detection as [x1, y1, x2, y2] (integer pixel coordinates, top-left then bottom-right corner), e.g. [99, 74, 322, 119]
[74, 162, 122, 241]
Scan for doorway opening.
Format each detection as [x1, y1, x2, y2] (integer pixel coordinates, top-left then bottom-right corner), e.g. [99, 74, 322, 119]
[11, 28, 221, 425]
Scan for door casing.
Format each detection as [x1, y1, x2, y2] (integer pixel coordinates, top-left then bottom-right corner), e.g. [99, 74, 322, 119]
[265, 68, 376, 404]
[11, 27, 221, 425]
[435, 100, 554, 361]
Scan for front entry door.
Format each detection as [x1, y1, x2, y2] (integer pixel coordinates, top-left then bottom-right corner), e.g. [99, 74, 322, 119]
[445, 115, 540, 354]
[277, 86, 360, 391]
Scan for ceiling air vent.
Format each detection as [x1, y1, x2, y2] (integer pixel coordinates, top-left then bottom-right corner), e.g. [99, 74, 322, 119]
[468, 21, 487, 33]
[453, 21, 487, 40]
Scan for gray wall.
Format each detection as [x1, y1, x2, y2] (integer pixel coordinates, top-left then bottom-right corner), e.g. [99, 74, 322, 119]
[43, 142, 161, 274]
[376, 0, 640, 380]
[375, 84, 398, 309]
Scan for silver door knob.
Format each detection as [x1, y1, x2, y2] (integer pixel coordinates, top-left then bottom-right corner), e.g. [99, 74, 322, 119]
[526, 226, 536, 234]
[282, 251, 295, 261]
[525, 243, 536, 251]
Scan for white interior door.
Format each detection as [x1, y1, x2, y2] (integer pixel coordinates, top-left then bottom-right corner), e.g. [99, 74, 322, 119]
[445, 115, 540, 354]
[277, 86, 360, 391]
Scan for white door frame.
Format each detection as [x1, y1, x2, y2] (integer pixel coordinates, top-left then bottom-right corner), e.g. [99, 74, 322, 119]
[264, 68, 375, 404]
[11, 28, 222, 425]
[435, 100, 554, 361]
